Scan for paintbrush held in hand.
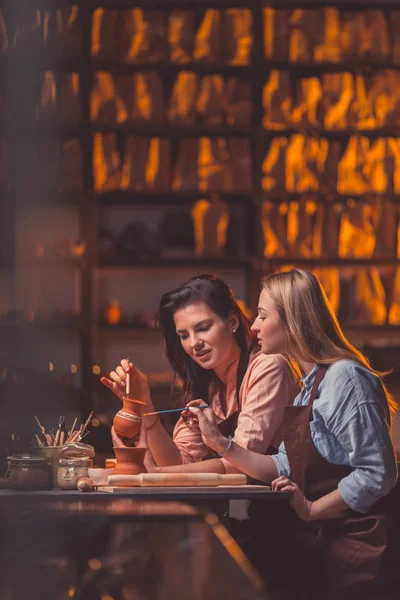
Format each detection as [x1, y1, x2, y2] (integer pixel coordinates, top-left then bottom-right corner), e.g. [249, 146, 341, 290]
[125, 356, 131, 398]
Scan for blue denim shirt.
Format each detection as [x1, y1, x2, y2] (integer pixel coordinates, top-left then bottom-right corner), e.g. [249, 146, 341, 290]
[271, 360, 398, 513]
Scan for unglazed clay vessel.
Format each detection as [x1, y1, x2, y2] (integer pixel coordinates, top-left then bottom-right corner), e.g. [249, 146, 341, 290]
[113, 397, 142, 438]
[113, 447, 147, 476]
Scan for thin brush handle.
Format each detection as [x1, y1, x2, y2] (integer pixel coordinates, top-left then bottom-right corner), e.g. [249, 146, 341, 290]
[143, 406, 209, 416]
[125, 358, 130, 397]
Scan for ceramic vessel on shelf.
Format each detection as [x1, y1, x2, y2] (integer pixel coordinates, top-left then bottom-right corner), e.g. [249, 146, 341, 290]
[113, 447, 147, 475]
[113, 397, 142, 438]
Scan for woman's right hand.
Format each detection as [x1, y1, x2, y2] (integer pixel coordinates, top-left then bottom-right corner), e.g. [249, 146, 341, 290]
[183, 400, 228, 454]
[101, 359, 152, 407]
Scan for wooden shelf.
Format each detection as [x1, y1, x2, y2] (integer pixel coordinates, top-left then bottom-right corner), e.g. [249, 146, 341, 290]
[91, 61, 252, 75]
[98, 256, 251, 268]
[264, 62, 400, 74]
[90, 0, 254, 7]
[97, 190, 253, 205]
[0, 321, 82, 332]
[0, 124, 83, 137]
[262, 128, 400, 140]
[92, 124, 253, 136]
[5, 0, 398, 10]
[30, 257, 84, 268]
[97, 322, 161, 333]
[344, 325, 400, 348]
[261, 194, 400, 204]
[261, 257, 400, 268]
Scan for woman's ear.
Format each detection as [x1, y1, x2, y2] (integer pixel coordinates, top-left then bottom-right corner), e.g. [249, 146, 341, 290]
[229, 312, 240, 334]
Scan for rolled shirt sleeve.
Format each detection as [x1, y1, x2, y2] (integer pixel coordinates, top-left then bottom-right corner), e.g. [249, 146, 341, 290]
[313, 362, 398, 513]
[270, 441, 291, 478]
[173, 414, 209, 465]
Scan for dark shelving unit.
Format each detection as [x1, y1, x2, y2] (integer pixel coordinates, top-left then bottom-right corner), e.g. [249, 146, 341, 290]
[1, 0, 400, 418]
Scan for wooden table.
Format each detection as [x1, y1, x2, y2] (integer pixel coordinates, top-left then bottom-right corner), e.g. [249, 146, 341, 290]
[0, 484, 291, 501]
[0, 485, 292, 535]
[0, 490, 277, 600]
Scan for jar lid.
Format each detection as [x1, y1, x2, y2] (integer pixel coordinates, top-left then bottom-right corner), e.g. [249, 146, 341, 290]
[59, 442, 95, 459]
[7, 453, 50, 466]
[59, 457, 93, 467]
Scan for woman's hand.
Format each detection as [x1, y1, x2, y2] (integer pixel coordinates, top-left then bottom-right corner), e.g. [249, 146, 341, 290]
[184, 400, 228, 454]
[111, 426, 127, 448]
[143, 447, 161, 473]
[101, 359, 152, 406]
[137, 424, 160, 473]
[271, 476, 313, 521]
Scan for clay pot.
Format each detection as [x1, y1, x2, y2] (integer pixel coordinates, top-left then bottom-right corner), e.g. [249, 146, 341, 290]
[113, 397, 142, 438]
[113, 447, 147, 475]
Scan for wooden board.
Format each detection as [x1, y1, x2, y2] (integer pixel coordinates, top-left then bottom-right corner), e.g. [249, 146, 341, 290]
[107, 473, 248, 487]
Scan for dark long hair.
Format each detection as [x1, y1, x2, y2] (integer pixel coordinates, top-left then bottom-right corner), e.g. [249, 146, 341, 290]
[156, 274, 253, 405]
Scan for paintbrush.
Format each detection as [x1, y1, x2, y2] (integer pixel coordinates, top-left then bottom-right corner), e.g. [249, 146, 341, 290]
[67, 416, 78, 440]
[59, 419, 66, 447]
[54, 416, 65, 447]
[34, 415, 49, 445]
[35, 434, 44, 447]
[79, 411, 93, 438]
[143, 406, 209, 417]
[125, 356, 130, 398]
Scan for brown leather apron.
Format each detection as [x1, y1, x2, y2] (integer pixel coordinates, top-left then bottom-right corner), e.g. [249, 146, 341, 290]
[282, 365, 398, 598]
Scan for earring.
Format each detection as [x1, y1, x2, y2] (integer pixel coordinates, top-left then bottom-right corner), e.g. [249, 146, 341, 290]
[233, 328, 237, 333]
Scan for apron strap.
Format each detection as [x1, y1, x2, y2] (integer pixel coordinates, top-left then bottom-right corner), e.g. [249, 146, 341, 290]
[309, 365, 329, 406]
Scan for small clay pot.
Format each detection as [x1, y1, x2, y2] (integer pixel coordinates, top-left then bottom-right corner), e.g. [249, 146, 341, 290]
[113, 397, 142, 438]
[113, 447, 147, 476]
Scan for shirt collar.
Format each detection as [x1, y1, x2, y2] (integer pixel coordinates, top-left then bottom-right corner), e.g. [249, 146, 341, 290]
[300, 364, 320, 390]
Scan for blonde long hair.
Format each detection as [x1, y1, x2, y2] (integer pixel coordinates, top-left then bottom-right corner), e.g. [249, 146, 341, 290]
[261, 269, 397, 415]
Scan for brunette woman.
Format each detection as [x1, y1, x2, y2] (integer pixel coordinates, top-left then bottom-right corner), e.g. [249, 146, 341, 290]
[101, 274, 299, 473]
[186, 269, 399, 599]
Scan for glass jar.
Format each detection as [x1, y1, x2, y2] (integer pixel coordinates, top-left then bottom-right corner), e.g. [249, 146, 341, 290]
[7, 454, 52, 491]
[57, 457, 93, 490]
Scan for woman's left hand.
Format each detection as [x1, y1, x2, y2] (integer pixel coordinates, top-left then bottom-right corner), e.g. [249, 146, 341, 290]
[111, 426, 127, 448]
[143, 447, 160, 473]
[271, 476, 313, 522]
[137, 422, 161, 473]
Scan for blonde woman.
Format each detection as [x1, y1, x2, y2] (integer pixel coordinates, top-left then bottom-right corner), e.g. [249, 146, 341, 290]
[186, 269, 399, 599]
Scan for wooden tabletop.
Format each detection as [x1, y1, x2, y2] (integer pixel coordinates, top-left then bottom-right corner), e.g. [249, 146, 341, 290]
[0, 484, 292, 502]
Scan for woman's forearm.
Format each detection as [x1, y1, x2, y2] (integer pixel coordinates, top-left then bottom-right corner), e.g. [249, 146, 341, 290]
[155, 458, 226, 474]
[144, 418, 182, 466]
[310, 488, 351, 520]
[220, 442, 279, 483]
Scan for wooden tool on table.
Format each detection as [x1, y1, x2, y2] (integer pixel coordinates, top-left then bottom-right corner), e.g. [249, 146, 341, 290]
[108, 473, 248, 488]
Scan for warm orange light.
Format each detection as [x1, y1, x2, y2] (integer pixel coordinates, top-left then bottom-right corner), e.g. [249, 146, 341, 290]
[105, 299, 122, 325]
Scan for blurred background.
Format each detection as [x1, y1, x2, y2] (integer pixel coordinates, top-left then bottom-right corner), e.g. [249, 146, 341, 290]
[0, 0, 399, 467]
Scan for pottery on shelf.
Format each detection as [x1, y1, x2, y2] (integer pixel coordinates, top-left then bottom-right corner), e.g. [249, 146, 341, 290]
[113, 397, 142, 438]
[113, 447, 147, 476]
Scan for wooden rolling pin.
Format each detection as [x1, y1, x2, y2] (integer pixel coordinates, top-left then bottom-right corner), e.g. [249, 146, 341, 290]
[108, 473, 248, 488]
